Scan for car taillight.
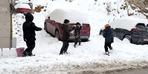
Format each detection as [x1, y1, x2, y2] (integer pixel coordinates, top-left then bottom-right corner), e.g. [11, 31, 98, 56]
[81, 24, 90, 33]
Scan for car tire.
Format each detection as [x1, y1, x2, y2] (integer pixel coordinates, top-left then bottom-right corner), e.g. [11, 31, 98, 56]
[44, 22, 48, 33]
[124, 35, 131, 41]
[55, 30, 60, 40]
[131, 37, 140, 44]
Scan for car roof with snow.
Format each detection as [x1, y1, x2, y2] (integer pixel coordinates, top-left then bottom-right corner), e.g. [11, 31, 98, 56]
[49, 9, 89, 23]
[15, 0, 31, 4]
[15, 3, 31, 9]
[110, 17, 148, 30]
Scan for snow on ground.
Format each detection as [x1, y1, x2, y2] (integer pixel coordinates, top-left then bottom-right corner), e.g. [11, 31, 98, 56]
[1, 0, 148, 74]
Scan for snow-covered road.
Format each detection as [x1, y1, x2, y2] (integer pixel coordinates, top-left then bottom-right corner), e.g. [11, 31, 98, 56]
[1, 35, 148, 74]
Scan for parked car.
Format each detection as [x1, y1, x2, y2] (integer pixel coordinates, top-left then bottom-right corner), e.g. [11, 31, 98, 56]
[14, 1, 32, 13]
[110, 18, 148, 44]
[129, 23, 148, 44]
[113, 28, 130, 40]
[44, 9, 90, 41]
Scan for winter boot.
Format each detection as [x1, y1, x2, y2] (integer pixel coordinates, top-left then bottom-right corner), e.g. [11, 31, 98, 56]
[109, 47, 113, 50]
[105, 52, 110, 56]
[74, 44, 76, 48]
[23, 51, 29, 57]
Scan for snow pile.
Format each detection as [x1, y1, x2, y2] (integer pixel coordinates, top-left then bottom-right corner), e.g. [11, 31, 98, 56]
[110, 17, 148, 30]
[49, 9, 88, 23]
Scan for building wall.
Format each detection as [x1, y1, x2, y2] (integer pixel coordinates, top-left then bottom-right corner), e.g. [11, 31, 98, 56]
[0, 0, 11, 48]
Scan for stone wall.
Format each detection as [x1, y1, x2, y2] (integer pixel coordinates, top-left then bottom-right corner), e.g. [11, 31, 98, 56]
[126, 0, 148, 18]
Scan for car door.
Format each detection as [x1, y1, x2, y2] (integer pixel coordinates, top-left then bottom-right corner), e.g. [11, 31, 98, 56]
[46, 20, 56, 35]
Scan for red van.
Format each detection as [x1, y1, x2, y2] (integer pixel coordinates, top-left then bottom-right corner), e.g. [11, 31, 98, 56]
[15, 3, 32, 13]
[44, 9, 90, 41]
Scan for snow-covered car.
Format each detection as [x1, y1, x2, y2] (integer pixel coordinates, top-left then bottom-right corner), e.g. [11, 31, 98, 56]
[14, 1, 32, 13]
[110, 17, 148, 44]
[44, 9, 90, 41]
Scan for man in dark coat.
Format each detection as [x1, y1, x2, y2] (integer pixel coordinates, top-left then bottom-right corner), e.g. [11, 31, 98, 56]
[74, 22, 82, 48]
[23, 13, 42, 56]
[59, 19, 70, 55]
[103, 24, 114, 55]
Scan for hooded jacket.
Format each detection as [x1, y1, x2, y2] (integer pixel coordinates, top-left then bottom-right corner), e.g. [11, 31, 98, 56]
[103, 26, 114, 43]
[23, 13, 42, 41]
[61, 23, 70, 41]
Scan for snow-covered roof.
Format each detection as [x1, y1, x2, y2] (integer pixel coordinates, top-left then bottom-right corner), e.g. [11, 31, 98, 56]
[110, 17, 148, 30]
[15, 3, 31, 9]
[49, 9, 88, 23]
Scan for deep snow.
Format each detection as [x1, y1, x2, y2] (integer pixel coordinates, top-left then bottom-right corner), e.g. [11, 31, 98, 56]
[1, 0, 148, 74]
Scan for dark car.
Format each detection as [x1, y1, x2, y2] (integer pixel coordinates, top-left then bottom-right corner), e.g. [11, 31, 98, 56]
[113, 23, 148, 44]
[113, 28, 130, 40]
[129, 23, 148, 44]
[44, 9, 90, 41]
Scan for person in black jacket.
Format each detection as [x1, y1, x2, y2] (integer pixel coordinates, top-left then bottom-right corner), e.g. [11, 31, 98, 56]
[59, 19, 70, 55]
[103, 24, 114, 55]
[74, 22, 82, 48]
[23, 13, 42, 56]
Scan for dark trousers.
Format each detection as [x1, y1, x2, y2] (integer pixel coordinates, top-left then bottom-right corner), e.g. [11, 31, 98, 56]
[24, 40, 35, 56]
[74, 36, 81, 47]
[60, 41, 69, 54]
[104, 42, 112, 52]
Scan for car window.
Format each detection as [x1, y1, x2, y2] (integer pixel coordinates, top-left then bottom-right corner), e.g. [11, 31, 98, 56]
[136, 23, 145, 28]
[146, 24, 148, 27]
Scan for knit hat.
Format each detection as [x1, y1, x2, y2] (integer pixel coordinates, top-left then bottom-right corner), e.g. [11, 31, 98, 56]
[105, 24, 110, 28]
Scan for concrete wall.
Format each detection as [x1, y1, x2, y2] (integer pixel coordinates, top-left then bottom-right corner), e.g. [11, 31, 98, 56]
[0, 0, 11, 48]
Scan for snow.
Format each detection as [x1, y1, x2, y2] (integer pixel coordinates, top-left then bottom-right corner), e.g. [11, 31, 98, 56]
[1, 0, 148, 74]
[110, 17, 148, 30]
[49, 9, 88, 23]
[15, 3, 31, 9]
